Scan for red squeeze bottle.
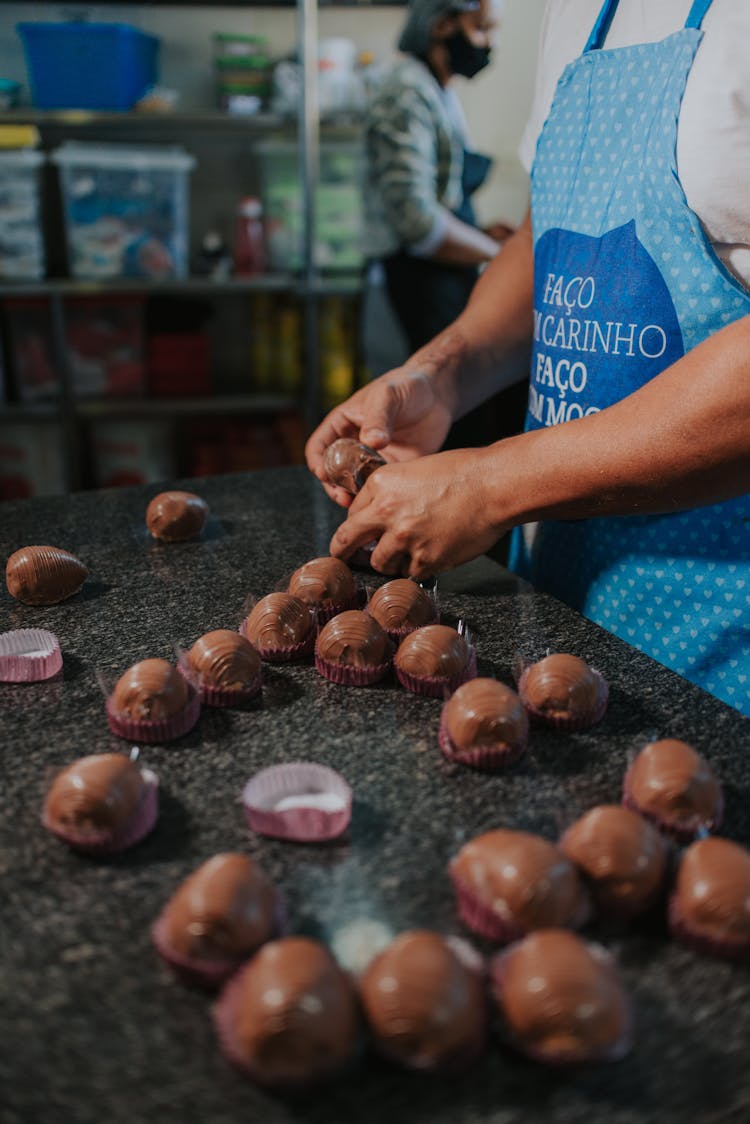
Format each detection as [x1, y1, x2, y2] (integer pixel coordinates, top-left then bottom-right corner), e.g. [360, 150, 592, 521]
[234, 196, 267, 276]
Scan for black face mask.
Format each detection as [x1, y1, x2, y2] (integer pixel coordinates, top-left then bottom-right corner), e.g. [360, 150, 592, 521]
[444, 30, 491, 79]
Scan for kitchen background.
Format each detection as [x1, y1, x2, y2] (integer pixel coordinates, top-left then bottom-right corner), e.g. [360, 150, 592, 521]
[0, 1, 544, 500]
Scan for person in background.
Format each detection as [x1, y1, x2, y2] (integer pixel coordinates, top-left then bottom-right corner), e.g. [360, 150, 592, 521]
[308, 0, 750, 716]
[363, 0, 525, 447]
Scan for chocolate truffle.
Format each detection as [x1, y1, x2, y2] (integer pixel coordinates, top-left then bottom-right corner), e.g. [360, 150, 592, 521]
[42, 752, 157, 853]
[213, 937, 359, 1086]
[107, 658, 200, 743]
[111, 658, 189, 720]
[623, 738, 723, 841]
[242, 592, 314, 661]
[315, 609, 390, 685]
[450, 829, 590, 943]
[518, 653, 608, 729]
[670, 837, 750, 960]
[559, 805, 668, 920]
[187, 630, 261, 705]
[153, 853, 278, 985]
[288, 557, 357, 618]
[439, 678, 528, 769]
[323, 438, 386, 495]
[492, 930, 632, 1064]
[359, 931, 486, 1072]
[367, 578, 436, 638]
[394, 624, 474, 698]
[6, 545, 88, 605]
[146, 490, 209, 542]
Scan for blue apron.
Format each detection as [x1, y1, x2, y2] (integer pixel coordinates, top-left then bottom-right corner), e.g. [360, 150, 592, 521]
[510, 0, 750, 715]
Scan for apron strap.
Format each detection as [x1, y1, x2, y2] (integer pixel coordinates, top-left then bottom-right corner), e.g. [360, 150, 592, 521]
[585, 0, 714, 51]
[685, 0, 714, 29]
[583, 0, 620, 53]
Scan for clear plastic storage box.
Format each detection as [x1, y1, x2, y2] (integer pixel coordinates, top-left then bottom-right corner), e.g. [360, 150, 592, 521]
[258, 141, 364, 272]
[52, 142, 195, 281]
[0, 150, 45, 281]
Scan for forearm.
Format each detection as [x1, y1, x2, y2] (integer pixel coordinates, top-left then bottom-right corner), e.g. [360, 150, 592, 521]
[428, 210, 499, 265]
[405, 209, 535, 419]
[482, 313, 750, 530]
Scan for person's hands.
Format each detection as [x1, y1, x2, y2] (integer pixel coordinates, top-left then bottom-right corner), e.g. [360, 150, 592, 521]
[483, 221, 515, 244]
[329, 448, 503, 577]
[305, 367, 454, 507]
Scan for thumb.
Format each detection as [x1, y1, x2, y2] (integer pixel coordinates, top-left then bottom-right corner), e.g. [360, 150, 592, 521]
[359, 381, 400, 449]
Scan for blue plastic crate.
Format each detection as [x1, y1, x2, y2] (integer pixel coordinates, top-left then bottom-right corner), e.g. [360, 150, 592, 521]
[17, 22, 159, 111]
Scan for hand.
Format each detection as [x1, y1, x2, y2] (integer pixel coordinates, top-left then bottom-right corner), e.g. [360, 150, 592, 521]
[329, 448, 503, 578]
[483, 221, 515, 244]
[305, 367, 454, 507]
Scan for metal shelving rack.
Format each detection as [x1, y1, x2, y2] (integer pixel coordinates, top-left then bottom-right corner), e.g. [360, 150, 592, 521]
[0, 0, 364, 491]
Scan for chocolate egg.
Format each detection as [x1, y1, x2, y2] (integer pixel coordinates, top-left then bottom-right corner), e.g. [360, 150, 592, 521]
[317, 610, 389, 669]
[111, 658, 189, 720]
[242, 593, 314, 658]
[43, 753, 147, 839]
[188, 630, 261, 689]
[395, 624, 469, 681]
[623, 738, 722, 841]
[157, 853, 277, 970]
[367, 579, 436, 635]
[359, 931, 486, 1071]
[450, 829, 590, 942]
[213, 937, 359, 1086]
[670, 837, 750, 959]
[6, 545, 88, 605]
[560, 805, 668, 919]
[323, 438, 386, 495]
[146, 490, 209, 542]
[518, 653, 608, 728]
[492, 930, 632, 1064]
[288, 557, 355, 608]
[440, 678, 528, 767]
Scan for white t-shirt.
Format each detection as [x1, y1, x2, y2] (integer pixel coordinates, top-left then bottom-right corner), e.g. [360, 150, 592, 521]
[519, 0, 750, 289]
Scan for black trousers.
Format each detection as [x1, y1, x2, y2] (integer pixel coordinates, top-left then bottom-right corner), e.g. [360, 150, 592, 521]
[382, 251, 527, 449]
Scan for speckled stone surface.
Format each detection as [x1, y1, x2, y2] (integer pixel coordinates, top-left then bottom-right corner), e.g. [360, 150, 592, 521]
[1, 467, 749, 1124]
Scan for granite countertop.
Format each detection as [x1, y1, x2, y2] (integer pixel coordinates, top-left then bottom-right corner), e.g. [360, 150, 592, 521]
[1, 466, 748, 1124]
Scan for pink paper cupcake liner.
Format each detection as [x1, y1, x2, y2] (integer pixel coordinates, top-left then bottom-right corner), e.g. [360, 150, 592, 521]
[621, 777, 724, 844]
[41, 768, 159, 855]
[396, 646, 477, 699]
[438, 715, 527, 770]
[314, 649, 392, 686]
[517, 665, 608, 730]
[242, 762, 352, 842]
[177, 661, 262, 708]
[490, 946, 633, 1065]
[668, 895, 750, 961]
[106, 687, 200, 744]
[0, 628, 63, 683]
[151, 896, 286, 989]
[239, 617, 315, 663]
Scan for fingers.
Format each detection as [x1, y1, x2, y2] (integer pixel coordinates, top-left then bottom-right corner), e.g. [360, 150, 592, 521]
[305, 409, 361, 479]
[329, 509, 385, 561]
[359, 381, 402, 450]
[369, 535, 410, 576]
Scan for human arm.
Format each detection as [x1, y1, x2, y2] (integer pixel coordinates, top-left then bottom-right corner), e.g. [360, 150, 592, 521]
[367, 78, 499, 266]
[330, 312, 750, 576]
[304, 210, 535, 505]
